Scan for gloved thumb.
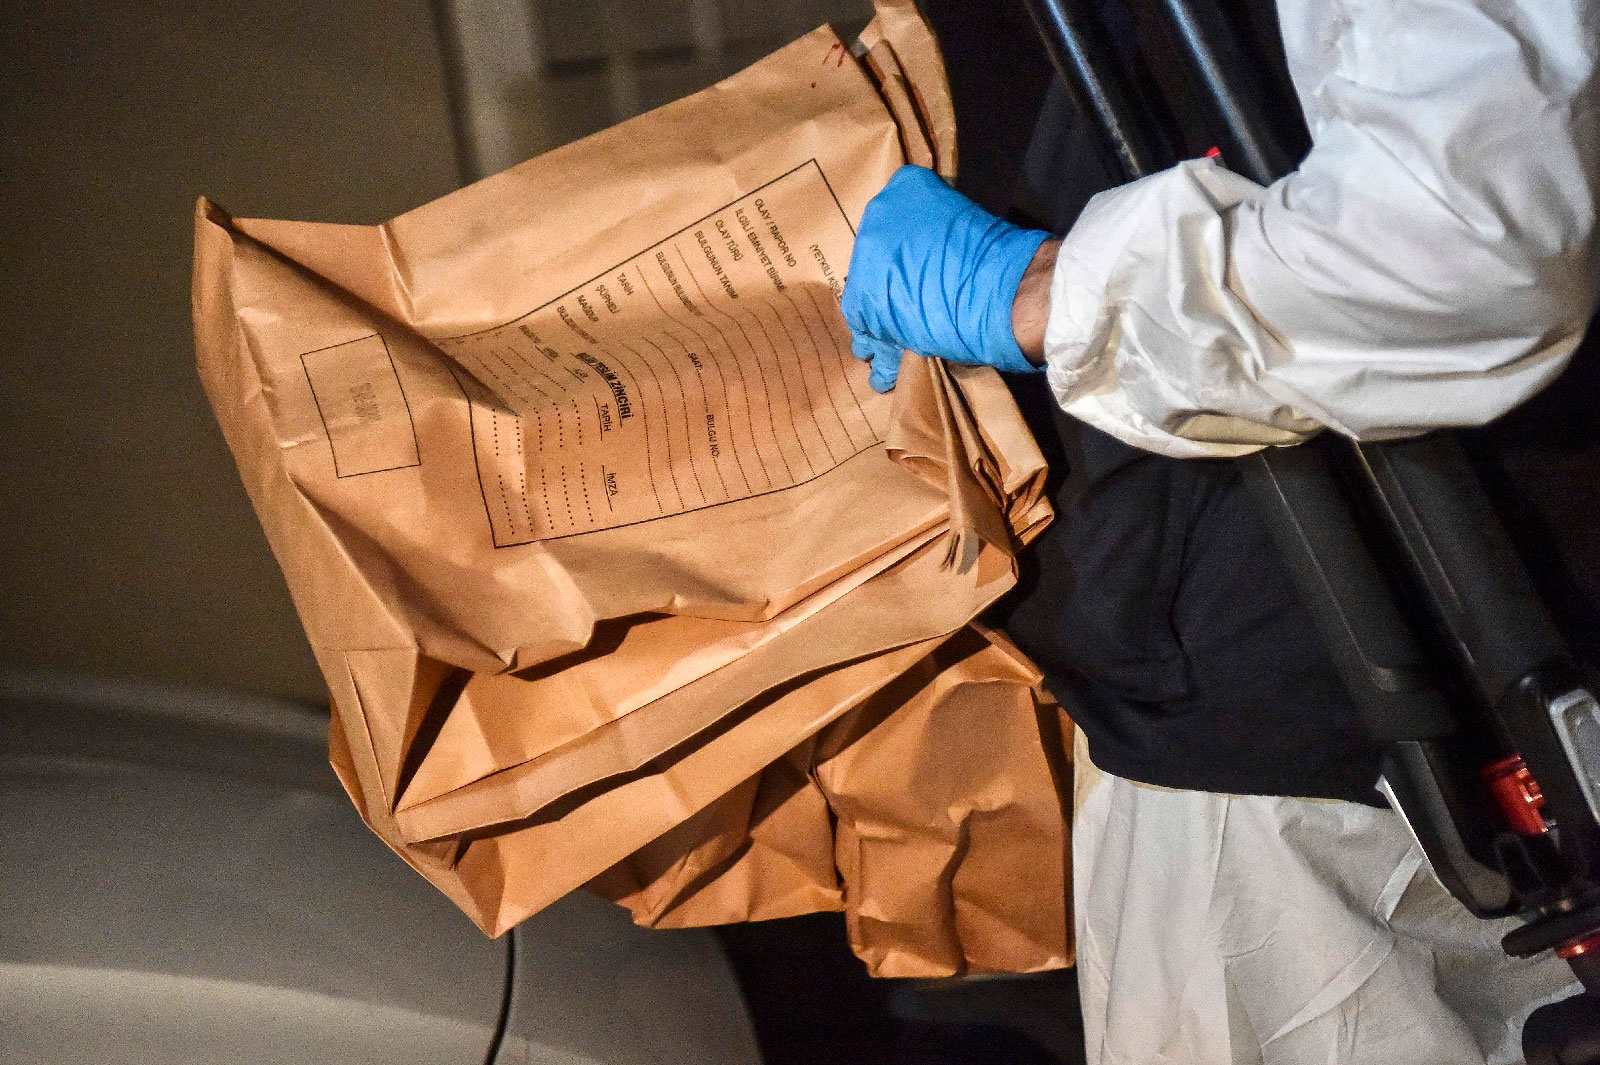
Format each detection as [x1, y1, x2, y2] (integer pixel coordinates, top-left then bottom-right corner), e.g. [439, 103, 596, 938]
[851, 333, 904, 393]
[868, 347, 903, 392]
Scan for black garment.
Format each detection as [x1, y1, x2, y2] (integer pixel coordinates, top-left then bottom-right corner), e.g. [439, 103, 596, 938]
[994, 400, 1386, 805]
[917, 0, 1385, 803]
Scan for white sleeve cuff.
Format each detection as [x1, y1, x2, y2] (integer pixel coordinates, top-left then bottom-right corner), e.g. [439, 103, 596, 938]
[1038, 161, 1305, 458]
[1038, 171, 1157, 393]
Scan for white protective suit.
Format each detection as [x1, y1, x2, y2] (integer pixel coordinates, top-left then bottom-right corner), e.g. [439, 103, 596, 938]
[1044, 0, 1599, 460]
[1041, 0, 1600, 1061]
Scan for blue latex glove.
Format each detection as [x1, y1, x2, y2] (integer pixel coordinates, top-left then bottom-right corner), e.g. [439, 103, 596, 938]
[841, 165, 1051, 392]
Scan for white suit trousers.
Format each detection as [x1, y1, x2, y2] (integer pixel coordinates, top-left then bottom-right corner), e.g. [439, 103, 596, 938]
[1072, 733, 1581, 1064]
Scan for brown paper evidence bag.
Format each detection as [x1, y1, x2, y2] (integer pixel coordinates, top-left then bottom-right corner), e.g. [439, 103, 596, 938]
[192, 1, 1075, 977]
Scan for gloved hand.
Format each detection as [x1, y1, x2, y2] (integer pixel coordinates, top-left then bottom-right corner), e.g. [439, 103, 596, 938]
[841, 165, 1051, 392]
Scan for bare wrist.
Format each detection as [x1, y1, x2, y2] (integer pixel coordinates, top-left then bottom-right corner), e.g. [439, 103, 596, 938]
[1011, 238, 1060, 367]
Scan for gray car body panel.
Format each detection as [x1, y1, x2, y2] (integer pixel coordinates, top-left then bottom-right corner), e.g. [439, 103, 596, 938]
[0, 675, 760, 1065]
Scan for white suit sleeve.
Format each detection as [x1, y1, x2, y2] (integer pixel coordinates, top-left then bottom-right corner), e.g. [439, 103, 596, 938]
[1042, 0, 1600, 459]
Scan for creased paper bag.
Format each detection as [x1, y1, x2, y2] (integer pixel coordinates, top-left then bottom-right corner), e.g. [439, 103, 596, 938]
[590, 625, 1074, 977]
[194, 0, 1070, 976]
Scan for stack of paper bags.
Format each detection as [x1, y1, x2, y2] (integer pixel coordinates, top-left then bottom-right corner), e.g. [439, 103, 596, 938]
[192, 0, 1073, 977]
